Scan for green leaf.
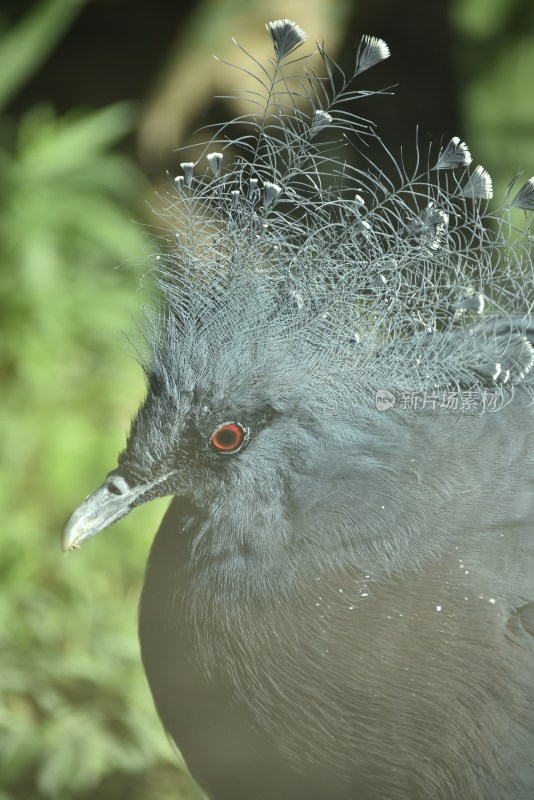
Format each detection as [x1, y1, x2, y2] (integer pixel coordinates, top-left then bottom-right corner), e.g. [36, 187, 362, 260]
[0, 0, 88, 111]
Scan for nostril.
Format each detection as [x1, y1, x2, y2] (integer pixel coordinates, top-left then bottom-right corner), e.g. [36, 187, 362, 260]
[106, 475, 130, 496]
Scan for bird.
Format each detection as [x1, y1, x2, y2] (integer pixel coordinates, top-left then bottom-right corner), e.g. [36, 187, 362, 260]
[62, 19, 534, 800]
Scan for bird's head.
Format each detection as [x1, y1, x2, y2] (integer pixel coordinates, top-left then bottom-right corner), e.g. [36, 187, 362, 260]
[62, 18, 534, 587]
[62, 263, 445, 593]
[61, 274, 362, 568]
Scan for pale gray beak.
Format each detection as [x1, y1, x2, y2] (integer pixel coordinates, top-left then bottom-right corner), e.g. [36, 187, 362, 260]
[62, 472, 164, 552]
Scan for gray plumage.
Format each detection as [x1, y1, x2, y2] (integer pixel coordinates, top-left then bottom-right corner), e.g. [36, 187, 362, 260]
[63, 20, 534, 800]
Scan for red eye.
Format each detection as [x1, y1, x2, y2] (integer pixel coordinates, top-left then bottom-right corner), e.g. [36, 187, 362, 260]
[210, 422, 246, 453]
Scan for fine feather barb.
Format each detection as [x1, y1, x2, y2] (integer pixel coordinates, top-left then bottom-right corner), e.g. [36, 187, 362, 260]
[149, 19, 533, 402]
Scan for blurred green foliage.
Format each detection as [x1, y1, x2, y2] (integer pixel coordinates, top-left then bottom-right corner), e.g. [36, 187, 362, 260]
[451, 0, 534, 202]
[0, 2, 204, 798]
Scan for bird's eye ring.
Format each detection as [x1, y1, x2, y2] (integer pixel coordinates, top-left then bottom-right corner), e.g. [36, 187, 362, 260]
[210, 422, 247, 454]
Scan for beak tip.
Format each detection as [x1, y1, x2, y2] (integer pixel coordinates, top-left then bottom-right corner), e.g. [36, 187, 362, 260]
[61, 525, 81, 554]
[61, 504, 91, 553]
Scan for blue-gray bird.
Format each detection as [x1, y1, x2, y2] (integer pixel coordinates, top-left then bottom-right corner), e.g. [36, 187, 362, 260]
[62, 19, 534, 800]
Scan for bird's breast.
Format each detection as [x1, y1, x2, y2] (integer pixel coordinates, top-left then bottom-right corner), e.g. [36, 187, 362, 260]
[139, 498, 534, 799]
